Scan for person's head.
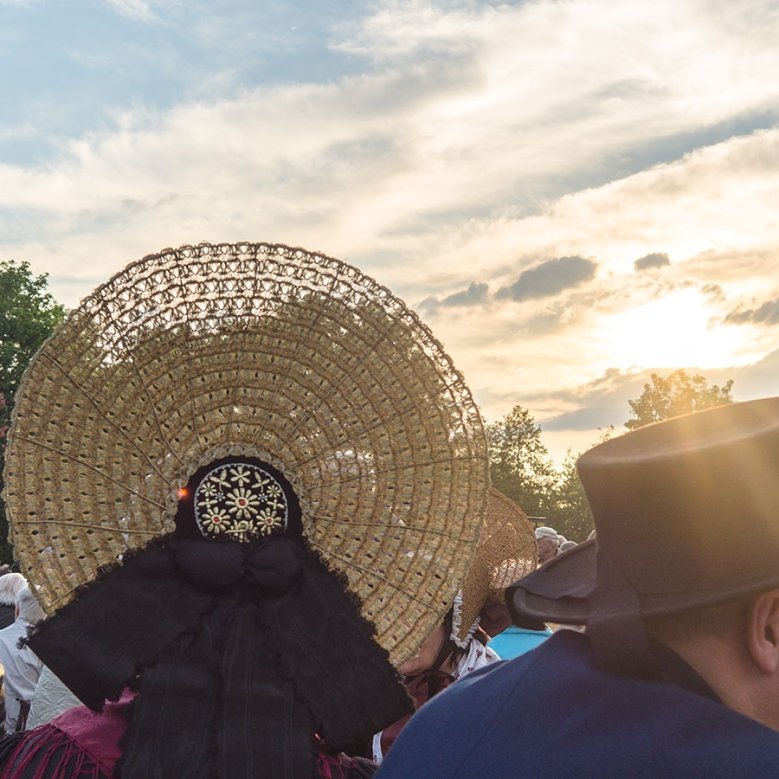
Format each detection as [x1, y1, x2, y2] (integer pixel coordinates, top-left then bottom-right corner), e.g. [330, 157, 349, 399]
[398, 608, 487, 681]
[398, 622, 449, 677]
[3, 241, 489, 773]
[534, 527, 561, 565]
[0, 572, 27, 606]
[509, 397, 779, 731]
[644, 589, 779, 731]
[15, 585, 46, 624]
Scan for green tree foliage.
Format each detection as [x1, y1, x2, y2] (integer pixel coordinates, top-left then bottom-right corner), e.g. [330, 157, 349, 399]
[0, 261, 66, 563]
[487, 405, 555, 519]
[0, 261, 66, 402]
[0, 393, 8, 441]
[549, 449, 594, 542]
[487, 405, 608, 543]
[625, 369, 734, 430]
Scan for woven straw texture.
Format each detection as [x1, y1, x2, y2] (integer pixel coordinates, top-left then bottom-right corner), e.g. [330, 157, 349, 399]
[3, 242, 489, 663]
[456, 487, 537, 641]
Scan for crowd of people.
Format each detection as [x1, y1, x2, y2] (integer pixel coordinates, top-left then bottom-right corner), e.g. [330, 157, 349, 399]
[0, 242, 778, 777]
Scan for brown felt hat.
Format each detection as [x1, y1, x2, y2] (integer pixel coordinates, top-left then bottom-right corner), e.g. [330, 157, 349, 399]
[509, 397, 779, 631]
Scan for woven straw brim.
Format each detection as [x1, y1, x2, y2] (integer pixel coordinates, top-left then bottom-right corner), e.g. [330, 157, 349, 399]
[456, 488, 537, 641]
[3, 242, 489, 663]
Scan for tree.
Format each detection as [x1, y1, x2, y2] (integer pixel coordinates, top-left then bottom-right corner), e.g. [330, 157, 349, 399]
[0, 261, 66, 402]
[0, 393, 8, 444]
[486, 405, 556, 519]
[545, 427, 613, 542]
[0, 261, 66, 563]
[547, 450, 593, 541]
[625, 369, 734, 430]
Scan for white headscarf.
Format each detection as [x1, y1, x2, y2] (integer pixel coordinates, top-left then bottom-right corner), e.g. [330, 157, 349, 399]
[0, 573, 27, 606]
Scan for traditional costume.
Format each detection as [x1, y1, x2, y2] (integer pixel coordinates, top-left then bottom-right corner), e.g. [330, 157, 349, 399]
[1, 242, 490, 778]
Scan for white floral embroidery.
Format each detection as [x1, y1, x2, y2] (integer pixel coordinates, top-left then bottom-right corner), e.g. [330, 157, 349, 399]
[200, 482, 218, 498]
[263, 494, 286, 512]
[194, 462, 289, 541]
[256, 508, 284, 535]
[230, 519, 252, 542]
[211, 470, 232, 489]
[229, 465, 253, 487]
[225, 487, 260, 519]
[201, 511, 231, 534]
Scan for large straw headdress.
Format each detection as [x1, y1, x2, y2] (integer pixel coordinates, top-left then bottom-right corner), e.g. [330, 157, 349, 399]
[3, 242, 489, 663]
[453, 487, 537, 644]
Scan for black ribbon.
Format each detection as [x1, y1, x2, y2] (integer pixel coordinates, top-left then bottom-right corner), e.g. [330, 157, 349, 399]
[27, 536, 412, 779]
[587, 547, 659, 681]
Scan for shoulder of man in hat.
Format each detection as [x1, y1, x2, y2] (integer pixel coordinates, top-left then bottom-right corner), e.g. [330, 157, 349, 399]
[376, 629, 779, 778]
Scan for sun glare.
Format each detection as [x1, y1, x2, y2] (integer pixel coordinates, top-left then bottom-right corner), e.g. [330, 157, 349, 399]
[600, 289, 746, 371]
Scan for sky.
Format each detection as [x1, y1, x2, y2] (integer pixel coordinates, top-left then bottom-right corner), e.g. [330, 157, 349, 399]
[2, 0, 779, 464]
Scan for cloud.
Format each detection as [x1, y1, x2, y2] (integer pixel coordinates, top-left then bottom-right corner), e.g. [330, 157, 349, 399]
[701, 283, 724, 302]
[103, 0, 158, 22]
[634, 252, 670, 271]
[725, 299, 779, 326]
[419, 281, 489, 313]
[496, 256, 597, 302]
[4, 0, 779, 468]
[442, 281, 489, 307]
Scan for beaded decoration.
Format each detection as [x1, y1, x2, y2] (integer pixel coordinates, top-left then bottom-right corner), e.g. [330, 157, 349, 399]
[194, 462, 288, 542]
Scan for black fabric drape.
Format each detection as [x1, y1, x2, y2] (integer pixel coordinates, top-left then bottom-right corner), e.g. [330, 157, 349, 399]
[26, 536, 412, 779]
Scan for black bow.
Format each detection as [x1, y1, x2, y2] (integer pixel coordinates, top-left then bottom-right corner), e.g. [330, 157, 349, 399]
[27, 536, 412, 778]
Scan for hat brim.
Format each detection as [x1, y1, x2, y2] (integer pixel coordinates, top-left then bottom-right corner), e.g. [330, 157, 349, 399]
[508, 536, 779, 630]
[507, 539, 596, 629]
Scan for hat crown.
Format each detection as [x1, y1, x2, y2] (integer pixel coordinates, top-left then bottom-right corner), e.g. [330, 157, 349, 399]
[577, 397, 779, 607]
[192, 460, 290, 542]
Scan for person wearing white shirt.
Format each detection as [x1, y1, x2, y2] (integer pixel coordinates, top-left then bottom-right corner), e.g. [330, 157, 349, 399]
[0, 586, 45, 732]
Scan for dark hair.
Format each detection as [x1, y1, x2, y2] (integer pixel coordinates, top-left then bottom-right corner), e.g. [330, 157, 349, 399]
[425, 608, 488, 697]
[643, 596, 751, 646]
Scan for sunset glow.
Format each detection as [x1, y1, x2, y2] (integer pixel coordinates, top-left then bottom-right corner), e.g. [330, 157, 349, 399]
[601, 289, 750, 372]
[2, 0, 779, 463]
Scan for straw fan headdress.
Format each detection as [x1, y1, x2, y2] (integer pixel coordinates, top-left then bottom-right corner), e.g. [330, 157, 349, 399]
[4, 241, 489, 663]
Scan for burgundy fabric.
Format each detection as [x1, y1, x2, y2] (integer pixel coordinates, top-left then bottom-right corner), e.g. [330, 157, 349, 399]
[53, 692, 132, 771]
[0, 693, 131, 779]
[0, 698, 379, 779]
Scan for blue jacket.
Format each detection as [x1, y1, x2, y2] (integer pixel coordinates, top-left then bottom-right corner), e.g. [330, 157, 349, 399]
[376, 630, 779, 778]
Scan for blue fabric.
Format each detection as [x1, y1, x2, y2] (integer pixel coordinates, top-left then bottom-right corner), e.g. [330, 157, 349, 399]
[376, 631, 779, 778]
[488, 626, 551, 660]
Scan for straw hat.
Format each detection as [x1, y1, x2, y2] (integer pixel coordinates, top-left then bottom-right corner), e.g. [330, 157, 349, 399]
[3, 241, 489, 663]
[453, 487, 537, 645]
